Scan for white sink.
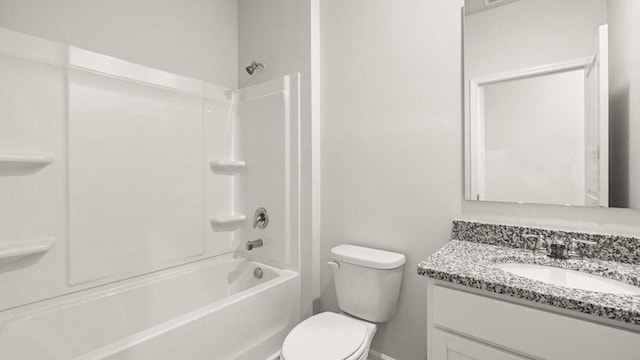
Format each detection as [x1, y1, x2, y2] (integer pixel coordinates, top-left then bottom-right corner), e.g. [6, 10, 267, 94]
[495, 263, 640, 295]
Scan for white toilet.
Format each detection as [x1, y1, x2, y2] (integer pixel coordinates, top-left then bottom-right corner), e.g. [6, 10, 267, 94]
[281, 245, 406, 360]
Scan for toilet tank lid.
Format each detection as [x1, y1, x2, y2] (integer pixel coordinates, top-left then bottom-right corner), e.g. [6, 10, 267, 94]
[331, 245, 406, 269]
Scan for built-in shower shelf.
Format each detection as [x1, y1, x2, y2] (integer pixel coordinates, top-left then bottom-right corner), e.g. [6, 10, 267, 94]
[210, 214, 246, 232]
[209, 160, 246, 175]
[0, 153, 54, 176]
[0, 238, 55, 264]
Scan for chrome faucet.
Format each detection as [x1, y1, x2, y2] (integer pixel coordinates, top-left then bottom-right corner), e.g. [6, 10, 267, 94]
[523, 234, 547, 255]
[246, 238, 263, 251]
[253, 208, 269, 229]
[523, 233, 597, 260]
[547, 237, 568, 259]
[567, 238, 598, 259]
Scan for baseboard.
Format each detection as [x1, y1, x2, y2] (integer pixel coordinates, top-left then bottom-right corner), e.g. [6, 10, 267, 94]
[368, 349, 397, 360]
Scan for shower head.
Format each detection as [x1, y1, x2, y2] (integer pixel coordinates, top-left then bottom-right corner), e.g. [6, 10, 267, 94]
[245, 61, 264, 75]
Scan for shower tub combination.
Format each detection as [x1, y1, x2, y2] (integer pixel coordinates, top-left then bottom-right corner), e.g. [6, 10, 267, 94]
[0, 255, 299, 360]
[0, 27, 302, 360]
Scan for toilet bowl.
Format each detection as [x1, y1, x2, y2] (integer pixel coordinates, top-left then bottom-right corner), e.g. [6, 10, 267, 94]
[281, 312, 376, 360]
[280, 245, 405, 360]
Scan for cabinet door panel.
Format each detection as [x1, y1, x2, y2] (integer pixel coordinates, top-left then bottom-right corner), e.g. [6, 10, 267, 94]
[432, 329, 529, 360]
[432, 285, 640, 360]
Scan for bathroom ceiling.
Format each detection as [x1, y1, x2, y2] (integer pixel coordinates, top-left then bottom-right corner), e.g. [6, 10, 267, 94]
[465, 0, 524, 16]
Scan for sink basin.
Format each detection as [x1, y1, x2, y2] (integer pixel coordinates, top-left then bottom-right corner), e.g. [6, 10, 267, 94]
[494, 263, 640, 295]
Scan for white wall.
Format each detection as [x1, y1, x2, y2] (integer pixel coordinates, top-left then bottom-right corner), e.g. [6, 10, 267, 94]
[238, 0, 318, 319]
[483, 71, 585, 205]
[238, 0, 310, 90]
[319, 1, 463, 359]
[0, 0, 237, 87]
[320, 1, 640, 359]
[609, 0, 640, 208]
[465, 0, 607, 78]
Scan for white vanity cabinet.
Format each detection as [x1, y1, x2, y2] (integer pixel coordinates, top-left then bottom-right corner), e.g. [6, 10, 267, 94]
[432, 329, 529, 360]
[426, 280, 640, 360]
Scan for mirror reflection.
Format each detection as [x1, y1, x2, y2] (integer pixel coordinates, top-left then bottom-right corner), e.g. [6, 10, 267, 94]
[464, 0, 637, 208]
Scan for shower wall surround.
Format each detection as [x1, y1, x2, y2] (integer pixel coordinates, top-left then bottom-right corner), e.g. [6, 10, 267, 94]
[0, 27, 300, 310]
[237, 77, 301, 268]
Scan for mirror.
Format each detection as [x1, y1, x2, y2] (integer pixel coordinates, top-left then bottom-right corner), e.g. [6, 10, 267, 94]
[464, 0, 638, 208]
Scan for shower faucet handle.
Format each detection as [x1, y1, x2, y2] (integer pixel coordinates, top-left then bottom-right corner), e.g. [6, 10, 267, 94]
[253, 207, 269, 229]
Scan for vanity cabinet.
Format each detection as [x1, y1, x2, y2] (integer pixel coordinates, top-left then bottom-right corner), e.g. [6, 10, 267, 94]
[426, 280, 640, 360]
[432, 329, 528, 360]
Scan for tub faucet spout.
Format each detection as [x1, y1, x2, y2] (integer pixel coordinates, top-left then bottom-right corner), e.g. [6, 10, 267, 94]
[246, 239, 263, 251]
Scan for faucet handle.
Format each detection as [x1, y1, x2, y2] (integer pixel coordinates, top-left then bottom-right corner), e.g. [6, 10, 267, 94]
[568, 238, 597, 259]
[523, 234, 547, 254]
[523, 233, 544, 242]
[570, 238, 598, 246]
[253, 208, 269, 229]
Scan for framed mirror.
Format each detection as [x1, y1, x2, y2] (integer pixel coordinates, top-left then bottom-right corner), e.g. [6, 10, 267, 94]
[463, 0, 638, 208]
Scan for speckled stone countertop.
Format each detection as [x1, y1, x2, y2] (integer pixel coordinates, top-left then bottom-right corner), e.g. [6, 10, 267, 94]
[418, 221, 640, 325]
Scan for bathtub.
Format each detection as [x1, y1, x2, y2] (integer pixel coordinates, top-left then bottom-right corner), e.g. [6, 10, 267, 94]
[0, 254, 299, 360]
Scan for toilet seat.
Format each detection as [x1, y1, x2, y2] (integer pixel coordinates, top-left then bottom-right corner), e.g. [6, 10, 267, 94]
[281, 312, 369, 360]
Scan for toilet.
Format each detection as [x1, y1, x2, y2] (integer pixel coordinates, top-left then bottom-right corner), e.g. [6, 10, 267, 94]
[281, 245, 406, 360]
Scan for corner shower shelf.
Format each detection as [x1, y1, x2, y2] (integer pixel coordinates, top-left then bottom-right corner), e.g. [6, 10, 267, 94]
[210, 214, 246, 232]
[209, 160, 246, 175]
[0, 238, 55, 264]
[0, 153, 54, 176]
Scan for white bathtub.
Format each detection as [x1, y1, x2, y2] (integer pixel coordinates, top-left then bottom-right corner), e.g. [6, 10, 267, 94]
[0, 254, 299, 360]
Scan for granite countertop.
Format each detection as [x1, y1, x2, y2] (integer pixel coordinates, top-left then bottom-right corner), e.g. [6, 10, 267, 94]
[418, 221, 640, 325]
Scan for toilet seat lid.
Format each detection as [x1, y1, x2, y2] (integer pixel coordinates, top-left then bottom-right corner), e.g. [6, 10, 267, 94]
[281, 312, 368, 360]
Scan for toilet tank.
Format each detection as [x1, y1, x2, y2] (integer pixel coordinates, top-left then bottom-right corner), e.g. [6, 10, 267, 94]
[330, 245, 406, 323]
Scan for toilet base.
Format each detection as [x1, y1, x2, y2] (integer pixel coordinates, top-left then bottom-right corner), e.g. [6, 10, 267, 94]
[327, 312, 378, 359]
[357, 318, 377, 359]
[282, 312, 378, 360]
[280, 312, 378, 360]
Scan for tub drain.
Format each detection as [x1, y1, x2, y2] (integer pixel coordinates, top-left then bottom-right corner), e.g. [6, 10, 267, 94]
[253, 267, 264, 279]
